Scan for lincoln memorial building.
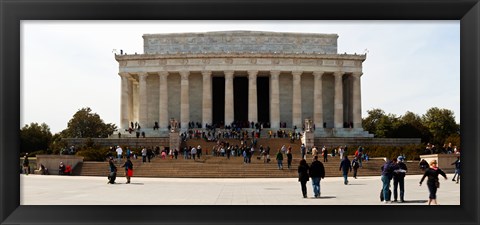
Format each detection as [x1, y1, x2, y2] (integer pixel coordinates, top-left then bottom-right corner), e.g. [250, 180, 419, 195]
[115, 31, 372, 137]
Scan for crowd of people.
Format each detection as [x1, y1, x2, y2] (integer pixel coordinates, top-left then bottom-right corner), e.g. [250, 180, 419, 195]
[21, 137, 460, 205]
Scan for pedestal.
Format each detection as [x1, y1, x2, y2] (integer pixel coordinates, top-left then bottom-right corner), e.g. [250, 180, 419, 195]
[302, 131, 315, 150]
[169, 131, 181, 151]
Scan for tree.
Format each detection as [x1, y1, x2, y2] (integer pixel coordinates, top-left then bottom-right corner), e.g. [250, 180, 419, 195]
[362, 108, 386, 136]
[362, 109, 399, 138]
[62, 107, 117, 138]
[20, 122, 52, 154]
[394, 111, 432, 143]
[421, 107, 459, 145]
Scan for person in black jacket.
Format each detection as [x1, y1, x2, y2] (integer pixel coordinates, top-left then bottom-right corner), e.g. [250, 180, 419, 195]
[451, 156, 460, 184]
[419, 160, 447, 205]
[107, 158, 117, 184]
[298, 159, 310, 198]
[309, 156, 325, 198]
[393, 156, 408, 202]
[339, 155, 352, 185]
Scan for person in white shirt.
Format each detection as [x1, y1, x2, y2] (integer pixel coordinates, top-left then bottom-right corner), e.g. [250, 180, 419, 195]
[116, 146, 123, 162]
[191, 147, 197, 160]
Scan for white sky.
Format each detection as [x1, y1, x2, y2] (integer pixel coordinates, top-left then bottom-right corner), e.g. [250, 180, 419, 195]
[21, 21, 460, 134]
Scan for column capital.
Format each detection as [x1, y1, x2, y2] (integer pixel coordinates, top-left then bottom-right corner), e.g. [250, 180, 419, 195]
[270, 70, 280, 79]
[224, 70, 234, 79]
[352, 72, 363, 77]
[180, 71, 190, 80]
[158, 71, 169, 76]
[247, 70, 258, 78]
[201, 70, 212, 77]
[291, 71, 303, 76]
[334, 71, 344, 77]
[118, 72, 130, 78]
[313, 71, 325, 78]
[292, 71, 302, 82]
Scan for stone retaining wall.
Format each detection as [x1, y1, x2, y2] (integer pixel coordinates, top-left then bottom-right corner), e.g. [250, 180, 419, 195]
[64, 138, 170, 149]
[314, 137, 421, 147]
[35, 155, 84, 175]
[420, 154, 459, 173]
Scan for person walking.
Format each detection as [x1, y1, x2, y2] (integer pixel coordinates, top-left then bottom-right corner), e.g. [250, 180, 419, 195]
[322, 146, 328, 162]
[298, 159, 310, 198]
[276, 149, 284, 170]
[22, 153, 30, 175]
[311, 146, 318, 159]
[381, 158, 396, 203]
[393, 156, 408, 202]
[451, 156, 460, 184]
[309, 156, 325, 198]
[300, 143, 306, 160]
[339, 155, 352, 185]
[107, 158, 117, 184]
[141, 147, 147, 163]
[121, 157, 133, 184]
[351, 157, 360, 179]
[286, 149, 293, 169]
[419, 160, 447, 205]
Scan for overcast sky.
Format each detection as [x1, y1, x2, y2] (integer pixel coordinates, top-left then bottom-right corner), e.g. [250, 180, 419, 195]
[21, 21, 460, 134]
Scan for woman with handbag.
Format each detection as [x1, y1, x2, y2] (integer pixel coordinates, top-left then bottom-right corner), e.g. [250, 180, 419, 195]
[122, 157, 133, 184]
[419, 160, 447, 205]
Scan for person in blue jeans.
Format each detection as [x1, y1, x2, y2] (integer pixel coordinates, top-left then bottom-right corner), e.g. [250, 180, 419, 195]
[381, 158, 396, 203]
[339, 155, 352, 185]
[309, 156, 325, 198]
[276, 150, 284, 169]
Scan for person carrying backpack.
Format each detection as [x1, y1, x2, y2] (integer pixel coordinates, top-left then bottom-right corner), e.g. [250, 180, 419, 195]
[380, 158, 396, 203]
[352, 157, 360, 179]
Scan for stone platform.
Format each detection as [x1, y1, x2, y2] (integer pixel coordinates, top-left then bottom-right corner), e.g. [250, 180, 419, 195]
[20, 173, 460, 205]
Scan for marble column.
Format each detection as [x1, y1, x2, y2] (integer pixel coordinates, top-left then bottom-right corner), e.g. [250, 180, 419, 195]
[270, 71, 280, 129]
[313, 71, 324, 129]
[128, 77, 134, 123]
[248, 70, 258, 124]
[224, 71, 234, 127]
[180, 71, 190, 130]
[292, 71, 302, 129]
[119, 72, 130, 129]
[132, 82, 139, 124]
[138, 72, 148, 128]
[334, 71, 344, 128]
[202, 71, 212, 127]
[352, 72, 363, 128]
[158, 71, 169, 129]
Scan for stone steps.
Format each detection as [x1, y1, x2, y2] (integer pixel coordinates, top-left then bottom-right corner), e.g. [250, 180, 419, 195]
[76, 155, 423, 178]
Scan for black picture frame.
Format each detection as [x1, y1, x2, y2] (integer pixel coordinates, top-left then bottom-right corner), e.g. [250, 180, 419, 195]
[1, 0, 478, 224]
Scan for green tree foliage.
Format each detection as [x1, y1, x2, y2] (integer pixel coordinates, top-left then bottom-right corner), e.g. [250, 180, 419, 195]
[20, 122, 52, 154]
[393, 111, 432, 143]
[421, 107, 459, 145]
[62, 107, 117, 138]
[48, 133, 69, 155]
[363, 108, 457, 145]
[362, 109, 399, 138]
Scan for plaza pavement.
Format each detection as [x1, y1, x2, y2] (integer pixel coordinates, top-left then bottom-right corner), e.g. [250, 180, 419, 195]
[20, 173, 460, 205]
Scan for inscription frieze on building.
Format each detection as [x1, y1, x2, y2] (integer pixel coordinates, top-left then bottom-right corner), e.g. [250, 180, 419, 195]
[143, 31, 339, 55]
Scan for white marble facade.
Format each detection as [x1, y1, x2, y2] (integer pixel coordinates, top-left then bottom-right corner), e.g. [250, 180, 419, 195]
[116, 31, 370, 136]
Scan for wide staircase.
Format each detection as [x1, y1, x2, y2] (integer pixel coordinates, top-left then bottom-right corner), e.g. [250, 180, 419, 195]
[75, 138, 424, 178]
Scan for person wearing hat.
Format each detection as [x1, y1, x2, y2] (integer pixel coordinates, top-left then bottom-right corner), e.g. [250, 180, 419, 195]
[58, 162, 65, 175]
[393, 156, 408, 202]
[419, 160, 447, 205]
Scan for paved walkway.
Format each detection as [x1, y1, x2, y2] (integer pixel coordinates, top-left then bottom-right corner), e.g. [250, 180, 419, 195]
[20, 174, 460, 205]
